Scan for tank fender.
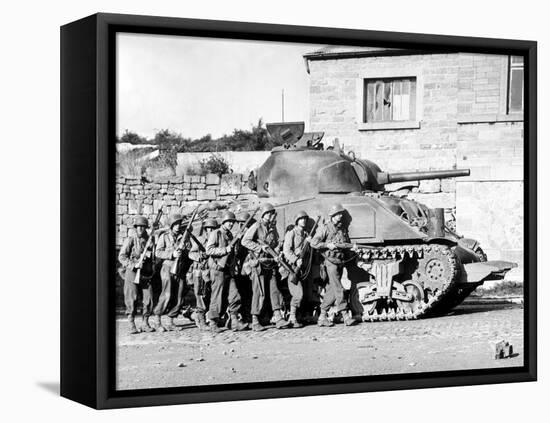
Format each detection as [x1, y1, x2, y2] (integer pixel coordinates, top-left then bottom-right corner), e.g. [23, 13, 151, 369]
[461, 261, 517, 283]
[424, 237, 457, 247]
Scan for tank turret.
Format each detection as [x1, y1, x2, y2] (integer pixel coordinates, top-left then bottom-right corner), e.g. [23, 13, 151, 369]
[252, 122, 470, 199]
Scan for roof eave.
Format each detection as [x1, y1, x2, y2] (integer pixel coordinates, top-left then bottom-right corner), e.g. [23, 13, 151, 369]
[302, 48, 447, 73]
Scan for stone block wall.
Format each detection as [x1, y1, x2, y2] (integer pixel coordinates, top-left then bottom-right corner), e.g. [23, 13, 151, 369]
[115, 173, 255, 247]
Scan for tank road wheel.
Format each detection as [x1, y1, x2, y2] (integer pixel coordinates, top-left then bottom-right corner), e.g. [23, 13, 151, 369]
[356, 282, 378, 320]
[396, 280, 425, 317]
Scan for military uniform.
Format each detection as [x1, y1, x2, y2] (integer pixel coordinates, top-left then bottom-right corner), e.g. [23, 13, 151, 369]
[152, 214, 191, 331]
[280, 212, 313, 328]
[187, 228, 212, 331]
[118, 216, 154, 333]
[241, 204, 289, 330]
[206, 212, 247, 332]
[311, 204, 357, 326]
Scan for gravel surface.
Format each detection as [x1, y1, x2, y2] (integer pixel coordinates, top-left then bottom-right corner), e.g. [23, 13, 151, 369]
[115, 301, 524, 390]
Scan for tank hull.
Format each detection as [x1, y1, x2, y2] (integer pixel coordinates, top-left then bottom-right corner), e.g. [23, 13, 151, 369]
[262, 194, 515, 321]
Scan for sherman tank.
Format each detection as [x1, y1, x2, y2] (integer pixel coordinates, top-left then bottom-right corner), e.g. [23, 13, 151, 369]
[246, 122, 516, 322]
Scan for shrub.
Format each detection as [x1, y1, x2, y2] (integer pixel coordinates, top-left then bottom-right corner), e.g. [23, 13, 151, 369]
[119, 129, 149, 144]
[198, 153, 232, 175]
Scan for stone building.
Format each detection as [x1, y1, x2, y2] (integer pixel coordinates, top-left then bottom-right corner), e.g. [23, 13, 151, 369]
[303, 47, 524, 270]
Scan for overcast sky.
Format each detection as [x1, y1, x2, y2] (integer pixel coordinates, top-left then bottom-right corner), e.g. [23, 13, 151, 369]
[116, 33, 324, 139]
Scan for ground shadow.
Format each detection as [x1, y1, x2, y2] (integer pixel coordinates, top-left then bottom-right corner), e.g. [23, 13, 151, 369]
[36, 381, 60, 396]
[444, 302, 522, 317]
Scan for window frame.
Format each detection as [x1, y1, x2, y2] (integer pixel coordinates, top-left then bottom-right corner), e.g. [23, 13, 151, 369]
[507, 55, 524, 114]
[363, 77, 417, 123]
[356, 67, 423, 131]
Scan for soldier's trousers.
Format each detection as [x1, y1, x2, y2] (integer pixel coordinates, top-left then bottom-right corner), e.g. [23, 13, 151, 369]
[287, 280, 303, 308]
[208, 269, 241, 320]
[320, 261, 348, 313]
[250, 267, 284, 316]
[287, 272, 315, 309]
[192, 272, 210, 314]
[154, 262, 189, 318]
[124, 269, 153, 318]
[236, 274, 252, 321]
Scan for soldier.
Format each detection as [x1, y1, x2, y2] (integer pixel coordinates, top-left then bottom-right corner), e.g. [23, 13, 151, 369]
[242, 203, 290, 331]
[188, 218, 218, 331]
[280, 210, 313, 328]
[206, 211, 248, 333]
[152, 214, 191, 332]
[234, 211, 255, 323]
[311, 204, 358, 327]
[118, 216, 155, 334]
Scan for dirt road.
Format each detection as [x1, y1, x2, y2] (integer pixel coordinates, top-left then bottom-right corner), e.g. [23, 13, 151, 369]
[116, 301, 524, 390]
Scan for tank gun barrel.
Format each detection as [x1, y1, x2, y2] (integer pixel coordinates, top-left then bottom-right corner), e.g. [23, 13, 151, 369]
[376, 169, 470, 185]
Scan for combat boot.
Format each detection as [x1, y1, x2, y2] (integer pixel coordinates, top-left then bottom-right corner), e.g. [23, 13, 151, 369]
[230, 314, 249, 332]
[127, 316, 139, 334]
[152, 315, 166, 332]
[141, 316, 155, 333]
[317, 310, 334, 327]
[209, 318, 223, 334]
[273, 309, 291, 329]
[288, 306, 303, 329]
[343, 310, 358, 327]
[194, 311, 209, 331]
[251, 315, 266, 332]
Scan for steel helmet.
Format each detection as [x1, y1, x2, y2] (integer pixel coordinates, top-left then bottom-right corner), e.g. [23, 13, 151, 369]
[237, 212, 251, 222]
[203, 218, 219, 229]
[260, 203, 276, 217]
[133, 216, 149, 228]
[294, 210, 309, 224]
[328, 203, 346, 217]
[221, 211, 237, 223]
[168, 213, 184, 227]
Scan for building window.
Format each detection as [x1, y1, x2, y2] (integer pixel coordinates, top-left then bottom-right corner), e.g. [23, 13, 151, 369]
[363, 77, 417, 123]
[508, 56, 524, 113]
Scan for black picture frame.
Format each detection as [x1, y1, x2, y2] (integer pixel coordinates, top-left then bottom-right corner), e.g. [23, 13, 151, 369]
[60, 12, 537, 409]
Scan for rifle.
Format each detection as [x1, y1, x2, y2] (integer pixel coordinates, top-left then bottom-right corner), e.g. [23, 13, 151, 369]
[333, 242, 357, 250]
[215, 207, 260, 269]
[292, 215, 321, 276]
[230, 206, 260, 249]
[257, 240, 295, 278]
[134, 210, 163, 284]
[189, 232, 206, 252]
[170, 205, 201, 275]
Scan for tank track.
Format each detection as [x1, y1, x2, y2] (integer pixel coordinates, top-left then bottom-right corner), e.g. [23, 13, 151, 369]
[354, 243, 459, 322]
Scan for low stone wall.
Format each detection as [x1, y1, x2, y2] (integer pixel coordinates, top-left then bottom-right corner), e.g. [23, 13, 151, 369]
[115, 173, 256, 247]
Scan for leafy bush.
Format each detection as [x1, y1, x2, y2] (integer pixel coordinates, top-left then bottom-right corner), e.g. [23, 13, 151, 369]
[119, 130, 149, 144]
[117, 118, 277, 153]
[116, 119, 278, 176]
[198, 153, 232, 175]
